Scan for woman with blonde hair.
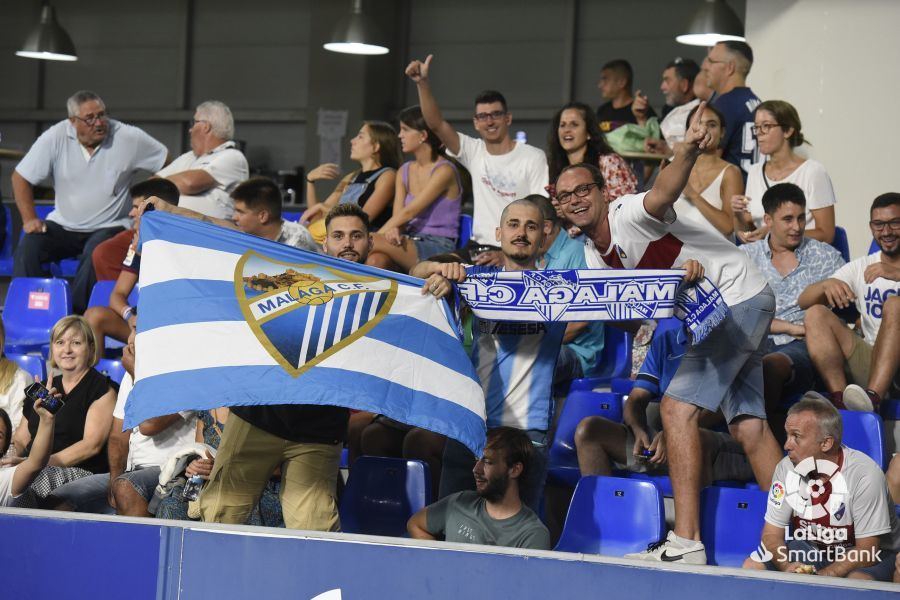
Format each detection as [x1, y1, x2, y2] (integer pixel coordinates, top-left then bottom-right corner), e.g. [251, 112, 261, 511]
[0, 321, 33, 436]
[301, 121, 402, 242]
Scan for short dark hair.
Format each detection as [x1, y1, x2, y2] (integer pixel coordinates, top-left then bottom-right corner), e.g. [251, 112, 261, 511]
[485, 426, 535, 483]
[130, 179, 180, 205]
[524, 193, 559, 226]
[557, 162, 605, 191]
[325, 203, 370, 233]
[719, 41, 754, 75]
[0, 407, 11, 457]
[762, 183, 807, 215]
[474, 90, 508, 113]
[871, 192, 900, 214]
[231, 177, 283, 220]
[666, 57, 700, 86]
[602, 59, 634, 91]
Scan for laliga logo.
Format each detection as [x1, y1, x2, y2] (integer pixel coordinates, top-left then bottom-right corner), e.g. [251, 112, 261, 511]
[784, 457, 848, 521]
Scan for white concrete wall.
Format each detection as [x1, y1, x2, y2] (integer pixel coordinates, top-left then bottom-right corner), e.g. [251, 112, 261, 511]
[745, 0, 900, 258]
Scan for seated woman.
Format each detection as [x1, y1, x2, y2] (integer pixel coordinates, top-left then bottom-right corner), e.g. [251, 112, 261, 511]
[732, 99, 837, 244]
[155, 407, 284, 527]
[366, 106, 463, 272]
[0, 321, 34, 434]
[11, 316, 117, 505]
[0, 401, 56, 506]
[547, 101, 638, 203]
[673, 104, 741, 238]
[301, 121, 401, 242]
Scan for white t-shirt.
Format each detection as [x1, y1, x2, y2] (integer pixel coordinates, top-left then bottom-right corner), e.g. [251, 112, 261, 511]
[584, 192, 768, 306]
[0, 465, 19, 507]
[114, 374, 197, 470]
[765, 448, 900, 553]
[745, 159, 837, 230]
[830, 251, 900, 345]
[449, 133, 548, 246]
[660, 98, 700, 148]
[157, 141, 249, 220]
[0, 367, 32, 431]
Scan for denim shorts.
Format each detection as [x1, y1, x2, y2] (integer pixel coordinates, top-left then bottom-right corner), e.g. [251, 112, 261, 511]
[118, 466, 162, 501]
[411, 233, 457, 261]
[765, 338, 818, 394]
[665, 286, 775, 422]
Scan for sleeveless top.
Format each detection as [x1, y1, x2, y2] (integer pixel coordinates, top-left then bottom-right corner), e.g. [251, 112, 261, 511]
[674, 166, 733, 240]
[338, 167, 394, 230]
[403, 159, 462, 239]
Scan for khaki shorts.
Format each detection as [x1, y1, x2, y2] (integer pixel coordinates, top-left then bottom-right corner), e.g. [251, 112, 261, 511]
[847, 336, 900, 394]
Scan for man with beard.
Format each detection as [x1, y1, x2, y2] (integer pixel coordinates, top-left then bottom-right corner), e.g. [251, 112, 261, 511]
[407, 426, 550, 550]
[740, 183, 845, 443]
[800, 193, 900, 413]
[197, 203, 369, 531]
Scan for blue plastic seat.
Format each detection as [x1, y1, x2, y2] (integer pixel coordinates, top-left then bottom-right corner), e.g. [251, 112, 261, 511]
[700, 486, 768, 567]
[7, 353, 46, 381]
[0, 206, 15, 276]
[831, 226, 850, 263]
[282, 211, 301, 222]
[86, 281, 139, 354]
[555, 475, 665, 556]
[567, 325, 633, 392]
[869, 238, 879, 255]
[547, 390, 624, 487]
[339, 457, 430, 537]
[96, 358, 126, 385]
[456, 214, 473, 249]
[839, 409, 885, 470]
[621, 472, 673, 497]
[3, 278, 72, 354]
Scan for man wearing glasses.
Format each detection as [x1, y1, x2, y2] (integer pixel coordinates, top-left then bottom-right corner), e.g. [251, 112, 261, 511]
[800, 193, 900, 413]
[12, 90, 167, 313]
[406, 54, 548, 267]
[703, 41, 760, 177]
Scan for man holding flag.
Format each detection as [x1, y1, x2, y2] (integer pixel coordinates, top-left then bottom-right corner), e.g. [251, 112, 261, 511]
[555, 103, 782, 564]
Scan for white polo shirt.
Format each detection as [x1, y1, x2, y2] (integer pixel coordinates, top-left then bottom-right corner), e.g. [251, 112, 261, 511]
[16, 119, 167, 231]
[157, 141, 249, 219]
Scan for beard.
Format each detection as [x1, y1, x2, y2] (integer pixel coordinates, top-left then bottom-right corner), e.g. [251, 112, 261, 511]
[476, 472, 509, 503]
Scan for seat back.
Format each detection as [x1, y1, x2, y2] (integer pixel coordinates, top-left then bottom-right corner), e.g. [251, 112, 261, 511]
[700, 486, 768, 566]
[457, 214, 473, 249]
[0, 206, 14, 276]
[839, 409, 886, 470]
[567, 325, 633, 392]
[87, 280, 140, 309]
[831, 226, 850, 263]
[3, 278, 72, 352]
[96, 358, 126, 385]
[7, 353, 46, 381]
[869, 238, 879, 255]
[340, 457, 430, 537]
[282, 211, 301, 222]
[555, 475, 665, 556]
[548, 391, 623, 487]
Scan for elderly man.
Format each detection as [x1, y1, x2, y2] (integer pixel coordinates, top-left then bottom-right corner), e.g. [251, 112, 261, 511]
[92, 100, 249, 281]
[744, 396, 900, 580]
[12, 90, 168, 313]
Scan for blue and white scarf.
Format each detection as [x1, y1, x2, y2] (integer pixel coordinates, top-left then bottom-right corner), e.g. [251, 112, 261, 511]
[458, 267, 729, 344]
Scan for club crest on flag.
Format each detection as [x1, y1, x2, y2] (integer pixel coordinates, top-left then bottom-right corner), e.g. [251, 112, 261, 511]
[235, 250, 397, 376]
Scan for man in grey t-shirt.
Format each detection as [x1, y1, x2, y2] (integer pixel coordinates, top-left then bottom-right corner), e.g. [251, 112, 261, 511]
[407, 427, 550, 550]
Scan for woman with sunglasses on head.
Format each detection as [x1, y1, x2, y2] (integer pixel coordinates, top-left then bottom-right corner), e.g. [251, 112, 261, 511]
[731, 100, 837, 244]
[365, 106, 462, 273]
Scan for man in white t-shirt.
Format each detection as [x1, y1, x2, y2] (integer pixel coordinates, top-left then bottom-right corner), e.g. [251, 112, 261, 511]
[556, 103, 783, 564]
[0, 400, 55, 507]
[405, 54, 548, 266]
[744, 396, 899, 580]
[634, 57, 701, 158]
[799, 193, 900, 413]
[49, 332, 197, 515]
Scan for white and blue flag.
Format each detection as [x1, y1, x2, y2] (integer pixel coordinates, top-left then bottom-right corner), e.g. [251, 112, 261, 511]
[125, 212, 487, 455]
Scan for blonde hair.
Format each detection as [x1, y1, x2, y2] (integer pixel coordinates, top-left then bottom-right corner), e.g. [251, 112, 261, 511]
[46, 316, 99, 372]
[0, 321, 18, 394]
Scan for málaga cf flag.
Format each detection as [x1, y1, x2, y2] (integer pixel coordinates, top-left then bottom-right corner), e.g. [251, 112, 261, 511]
[125, 212, 487, 455]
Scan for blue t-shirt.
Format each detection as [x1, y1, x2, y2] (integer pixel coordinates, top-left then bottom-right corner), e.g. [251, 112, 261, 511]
[711, 87, 761, 177]
[542, 231, 605, 377]
[632, 320, 686, 398]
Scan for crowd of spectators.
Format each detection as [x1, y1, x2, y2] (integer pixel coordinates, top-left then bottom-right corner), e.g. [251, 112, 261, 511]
[0, 39, 899, 584]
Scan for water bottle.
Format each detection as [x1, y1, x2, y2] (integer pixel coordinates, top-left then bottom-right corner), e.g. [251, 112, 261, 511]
[182, 474, 204, 501]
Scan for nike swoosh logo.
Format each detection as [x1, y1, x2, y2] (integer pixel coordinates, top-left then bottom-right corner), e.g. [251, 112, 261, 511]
[660, 550, 690, 562]
[666, 353, 685, 361]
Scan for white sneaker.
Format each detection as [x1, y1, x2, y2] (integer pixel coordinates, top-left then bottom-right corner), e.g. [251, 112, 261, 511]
[843, 384, 876, 412]
[623, 531, 707, 565]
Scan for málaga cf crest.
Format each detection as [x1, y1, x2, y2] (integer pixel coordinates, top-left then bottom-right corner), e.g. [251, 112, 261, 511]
[235, 251, 397, 376]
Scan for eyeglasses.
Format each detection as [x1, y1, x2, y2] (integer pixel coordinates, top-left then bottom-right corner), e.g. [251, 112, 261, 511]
[751, 123, 782, 136]
[556, 183, 599, 205]
[72, 111, 108, 126]
[190, 118, 209, 128]
[870, 218, 900, 231]
[473, 110, 506, 122]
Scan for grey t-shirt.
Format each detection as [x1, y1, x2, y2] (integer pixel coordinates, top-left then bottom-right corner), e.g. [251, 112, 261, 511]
[425, 490, 550, 550]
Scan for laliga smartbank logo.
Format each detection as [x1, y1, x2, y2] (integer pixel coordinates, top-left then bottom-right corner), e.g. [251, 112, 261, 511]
[751, 458, 882, 567]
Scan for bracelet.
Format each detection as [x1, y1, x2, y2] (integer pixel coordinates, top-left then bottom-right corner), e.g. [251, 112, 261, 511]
[122, 306, 134, 321]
